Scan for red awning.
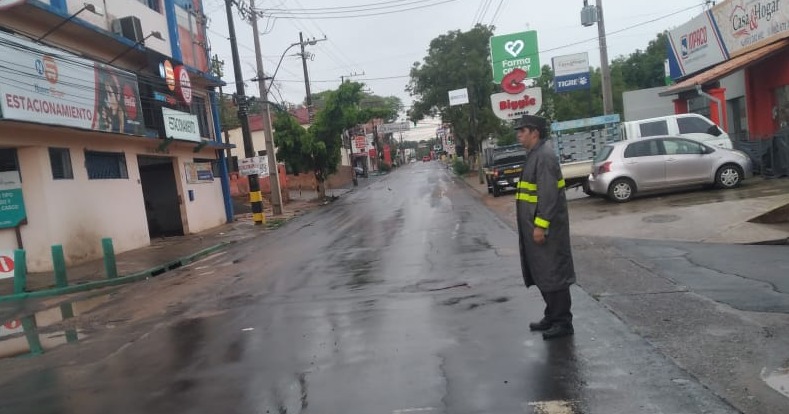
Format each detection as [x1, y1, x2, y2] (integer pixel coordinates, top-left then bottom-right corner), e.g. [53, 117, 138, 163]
[660, 39, 789, 97]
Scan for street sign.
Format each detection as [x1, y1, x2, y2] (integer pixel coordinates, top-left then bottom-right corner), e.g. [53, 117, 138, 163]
[553, 52, 591, 93]
[238, 156, 269, 177]
[489, 31, 540, 84]
[378, 122, 410, 134]
[491, 87, 543, 120]
[0, 252, 14, 280]
[448, 88, 469, 106]
[0, 171, 26, 229]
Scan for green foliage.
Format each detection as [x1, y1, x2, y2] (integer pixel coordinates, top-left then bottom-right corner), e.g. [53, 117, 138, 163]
[310, 90, 402, 122]
[379, 162, 392, 172]
[536, 31, 671, 123]
[452, 159, 470, 175]
[408, 25, 498, 154]
[497, 128, 517, 146]
[273, 112, 314, 175]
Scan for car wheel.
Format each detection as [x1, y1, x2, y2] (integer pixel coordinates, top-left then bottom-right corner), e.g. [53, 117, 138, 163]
[492, 185, 501, 197]
[582, 180, 594, 196]
[608, 178, 635, 203]
[716, 164, 743, 189]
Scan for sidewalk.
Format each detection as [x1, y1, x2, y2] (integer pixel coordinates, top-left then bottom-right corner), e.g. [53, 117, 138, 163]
[457, 170, 789, 244]
[0, 191, 339, 297]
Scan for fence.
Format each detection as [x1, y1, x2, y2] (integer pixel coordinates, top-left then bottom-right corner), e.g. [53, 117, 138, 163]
[732, 133, 789, 178]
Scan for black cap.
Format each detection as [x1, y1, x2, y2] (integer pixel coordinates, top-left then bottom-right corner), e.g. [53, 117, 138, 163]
[513, 114, 547, 131]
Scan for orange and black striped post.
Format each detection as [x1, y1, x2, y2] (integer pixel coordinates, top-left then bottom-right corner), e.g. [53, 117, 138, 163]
[226, 0, 264, 225]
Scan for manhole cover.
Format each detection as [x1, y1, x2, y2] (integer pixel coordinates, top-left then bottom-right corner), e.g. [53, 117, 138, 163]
[643, 214, 681, 223]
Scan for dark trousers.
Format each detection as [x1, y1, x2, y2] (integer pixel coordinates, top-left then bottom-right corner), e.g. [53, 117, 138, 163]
[541, 288, 573, 326]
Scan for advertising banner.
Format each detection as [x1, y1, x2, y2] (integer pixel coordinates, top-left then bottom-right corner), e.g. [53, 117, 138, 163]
[0, 171, 25, 229]
[448, 88, 469, 106]
[667, 11, 729, 78]
[553, 53, 591, 93]
[0, 31, 144, 135]
[711, 0, 789, 57]
[489, 31, 540, 84]
[491, 87, 543, 120]
[163, 108, 200, 142]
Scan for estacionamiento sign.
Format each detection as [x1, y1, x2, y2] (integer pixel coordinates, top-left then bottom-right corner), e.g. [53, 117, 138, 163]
[0, 31, 144, 135]
[489, 31, 540, 84]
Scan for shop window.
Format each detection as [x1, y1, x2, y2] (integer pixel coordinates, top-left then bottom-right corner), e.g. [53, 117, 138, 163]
[639, 120, 668, 137]
[727, 97, 748, 141]
[49, 148, 74, 180]
[192, 96, 211, 138]
[194, 158, 219, 177]
[625, 140, 662, 158]
[774, 86, 789, 130]
[677, 117, 713, 135]
[137, 0, 161, 13]
[0, 148, 18, 173]
[85, 151, 128, 180]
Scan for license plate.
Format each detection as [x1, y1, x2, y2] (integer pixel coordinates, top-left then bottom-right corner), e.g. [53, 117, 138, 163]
[514, 177, 520, 182]
[504, 168, 522, 174]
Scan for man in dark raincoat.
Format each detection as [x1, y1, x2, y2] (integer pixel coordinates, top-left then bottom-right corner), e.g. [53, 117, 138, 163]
[514, 114, 576, 340]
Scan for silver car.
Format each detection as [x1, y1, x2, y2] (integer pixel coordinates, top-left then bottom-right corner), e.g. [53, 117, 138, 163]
[587, 136, 753, 202]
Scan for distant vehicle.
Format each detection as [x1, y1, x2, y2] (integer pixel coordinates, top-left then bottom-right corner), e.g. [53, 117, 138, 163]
[621, 113, 733, 149]
[484, 144, 526, 197]
[587, 136, 753, 202]
[422, 156, 431, 162]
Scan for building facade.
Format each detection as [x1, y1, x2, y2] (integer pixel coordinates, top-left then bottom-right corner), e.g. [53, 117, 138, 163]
[0, 0, 232, 273]
[663, 0, 789, 142]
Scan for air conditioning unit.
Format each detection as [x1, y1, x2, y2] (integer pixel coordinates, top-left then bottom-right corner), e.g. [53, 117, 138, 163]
[111, 16, 144, 43]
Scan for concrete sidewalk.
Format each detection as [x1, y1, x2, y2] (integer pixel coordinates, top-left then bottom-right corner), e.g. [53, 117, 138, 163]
[457, 171, 789, 244]
[0, 191, 337, 297]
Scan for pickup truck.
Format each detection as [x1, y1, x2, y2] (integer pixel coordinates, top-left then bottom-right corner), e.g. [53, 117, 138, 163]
[484, 145, 527, 197]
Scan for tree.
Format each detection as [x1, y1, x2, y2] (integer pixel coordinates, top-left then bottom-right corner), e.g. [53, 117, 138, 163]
[408, 24, 511, 169]
[310, 90, 402, 122]
[275, 82, 392, 199]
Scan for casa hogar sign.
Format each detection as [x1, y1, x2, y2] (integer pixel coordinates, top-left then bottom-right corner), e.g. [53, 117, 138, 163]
[489, 31, 540, 84]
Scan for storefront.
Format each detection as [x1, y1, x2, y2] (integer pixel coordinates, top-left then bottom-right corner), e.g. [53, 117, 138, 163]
[0, 30, 230, 272]
[663, 0, 789, 142]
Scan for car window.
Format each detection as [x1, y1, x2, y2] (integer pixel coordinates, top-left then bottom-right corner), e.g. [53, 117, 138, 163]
[639, 120, 669, 137]
[494, 155, 525, 165]
[594, 145, 614, 163]
[624, 140, 662, 158]
[677, 116, 713, 134]
[663, 139, 706, 155]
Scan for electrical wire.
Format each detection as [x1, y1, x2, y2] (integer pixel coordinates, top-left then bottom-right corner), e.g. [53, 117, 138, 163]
[488, 0, 505, 27]
[475, 0, 494, 26]
[263, 0, 447, 15]
[260, 0, 458, 20]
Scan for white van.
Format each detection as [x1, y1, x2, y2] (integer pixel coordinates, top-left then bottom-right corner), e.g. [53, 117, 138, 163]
[621, 113, 733, 149]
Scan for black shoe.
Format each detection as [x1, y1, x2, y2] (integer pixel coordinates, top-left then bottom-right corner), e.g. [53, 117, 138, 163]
[529, 319, 552, 331]
[542, 324, 574, 340]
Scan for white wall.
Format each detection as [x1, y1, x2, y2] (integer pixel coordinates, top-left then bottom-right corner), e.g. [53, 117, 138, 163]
[65, 0, 172, 57]
[720, 70, 746, 99]
[228, 128, 267, 159]
[0, 123, 227, 271]
[623, 86, 677, 121]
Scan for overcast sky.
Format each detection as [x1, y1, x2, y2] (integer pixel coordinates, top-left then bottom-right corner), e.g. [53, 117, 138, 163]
[204, 0, 710, 141]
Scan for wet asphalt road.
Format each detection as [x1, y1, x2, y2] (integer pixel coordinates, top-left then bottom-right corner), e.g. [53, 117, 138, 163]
[0, 162, 741, 414]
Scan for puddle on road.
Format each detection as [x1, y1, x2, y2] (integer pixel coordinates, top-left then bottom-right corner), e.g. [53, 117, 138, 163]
[762, 367, 789, 398]
[0, 294, 111, 359]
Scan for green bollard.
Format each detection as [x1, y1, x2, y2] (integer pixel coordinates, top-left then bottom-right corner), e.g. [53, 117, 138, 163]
[60, 303, 79, 344]
[13, 249, 27, 294]
[51, 245, 68, 288]
[21, 315, 43, 355]
[102, 238, 118, 279]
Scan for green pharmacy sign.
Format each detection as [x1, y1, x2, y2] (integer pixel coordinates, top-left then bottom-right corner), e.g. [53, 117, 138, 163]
[489, 31, 540, 84]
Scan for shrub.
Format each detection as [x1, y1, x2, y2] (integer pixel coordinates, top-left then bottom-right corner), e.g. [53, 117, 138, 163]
[452, 159, 470, 175]
[379, 162, 392, 172]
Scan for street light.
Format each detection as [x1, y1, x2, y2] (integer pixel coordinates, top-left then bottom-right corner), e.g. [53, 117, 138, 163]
[108, 31, 164, 64]
[36, 3, 102, 42]
[581, 0, 614, 115]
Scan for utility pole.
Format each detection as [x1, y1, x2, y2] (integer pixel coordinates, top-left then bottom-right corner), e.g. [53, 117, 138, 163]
[250, 0, 284, 215]
[211, 55, 233, 173]
[582, 0, 613, 115]
[596, 0, 613, 115]
[340, 71, 364, 84]
[299, 32, 314, 119]
[225, 0, 265, 225]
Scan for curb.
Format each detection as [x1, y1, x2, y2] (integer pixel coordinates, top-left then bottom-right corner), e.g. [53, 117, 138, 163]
[0, 242, 233, 303]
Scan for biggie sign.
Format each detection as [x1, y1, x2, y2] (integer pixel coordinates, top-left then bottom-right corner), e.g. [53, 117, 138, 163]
[491, 88, 543, 120]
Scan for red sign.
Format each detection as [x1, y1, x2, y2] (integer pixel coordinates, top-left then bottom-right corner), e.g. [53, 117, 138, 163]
[501, 68, 527, 95]
[354, 136, 366, 152]
[384, 145, 391, 164]
[499, 94, 538, 110]
[162, 60, 175, 91]
[0, 255, 14, 274]
[175, 65, 192, 105]
[3, 320, 20, 330]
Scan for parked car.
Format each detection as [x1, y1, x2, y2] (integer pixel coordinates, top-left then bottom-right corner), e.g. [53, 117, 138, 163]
[484, 144, 527, 197]
[621, 113, 733, 149]
[422, 156, 431, 162]
[587, 136, 753, 202]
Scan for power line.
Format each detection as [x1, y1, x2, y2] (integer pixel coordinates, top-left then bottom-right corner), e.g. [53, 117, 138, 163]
[264, 0, 448, 14]
[488, 0, 505, 27]
[260, 0, 458, 19]
[475, 0, 494, 26]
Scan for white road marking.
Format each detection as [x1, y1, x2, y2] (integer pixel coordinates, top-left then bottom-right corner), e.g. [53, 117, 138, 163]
[393, 408, 437, 414]
[526, 400, 576, 414]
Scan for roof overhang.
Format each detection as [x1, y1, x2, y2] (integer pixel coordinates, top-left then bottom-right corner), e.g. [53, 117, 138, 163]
[660, 39, 789, 97]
